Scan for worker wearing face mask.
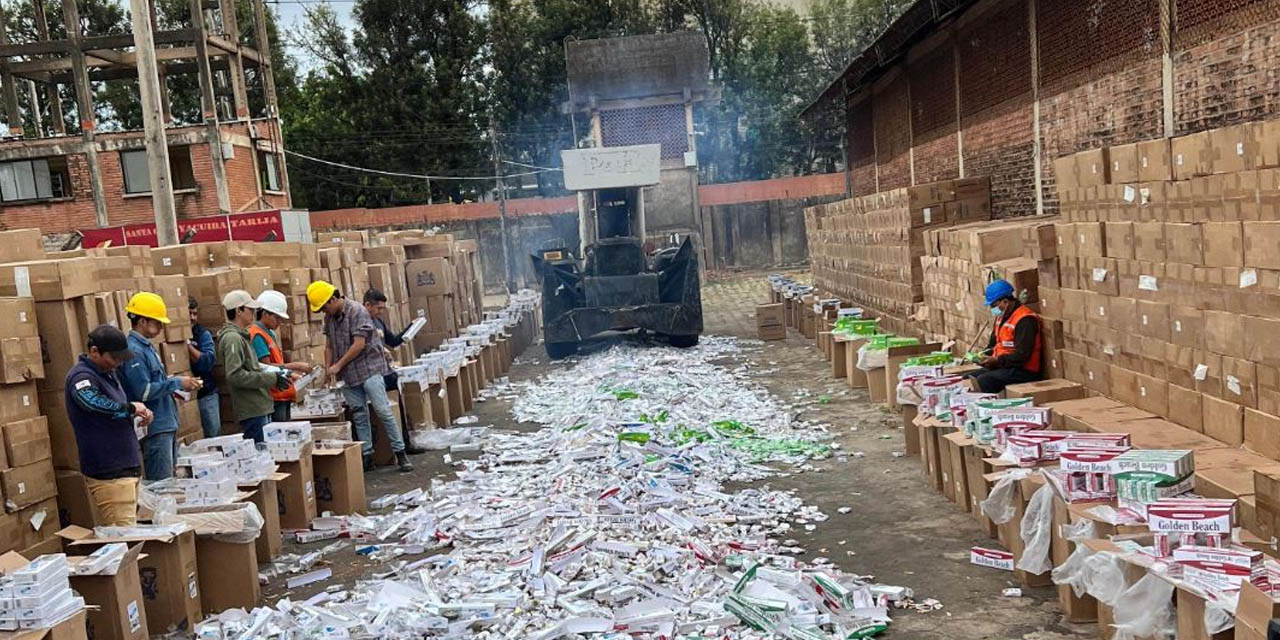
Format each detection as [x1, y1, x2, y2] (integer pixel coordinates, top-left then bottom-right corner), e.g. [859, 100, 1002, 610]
[967, 279, 1043, 393]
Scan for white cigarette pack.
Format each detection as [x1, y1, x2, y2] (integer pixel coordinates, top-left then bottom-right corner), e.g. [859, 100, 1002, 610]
[263, 421, 313, 444]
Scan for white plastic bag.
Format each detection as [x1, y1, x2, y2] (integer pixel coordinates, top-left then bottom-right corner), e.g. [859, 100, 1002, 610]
[856, 345, 888, 371]
[979, 469, 1031, 525]
[1204, 597, 1235, 636]
[1110, 574, 1175, 640]
[1062, 518, 1097, 543]
[1082, 551, 1127, 606]
[1016, 483, 1055, 575]
[412, 427, 473, 450]
[896, 381, 924, 406]
[1051, 544, 1093, 597]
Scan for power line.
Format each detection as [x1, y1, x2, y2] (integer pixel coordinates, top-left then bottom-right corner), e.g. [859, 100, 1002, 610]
[285, 148, 554, 180]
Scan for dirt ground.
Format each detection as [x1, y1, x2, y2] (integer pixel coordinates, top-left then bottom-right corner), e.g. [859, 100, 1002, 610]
[262, 271, 1096, 639]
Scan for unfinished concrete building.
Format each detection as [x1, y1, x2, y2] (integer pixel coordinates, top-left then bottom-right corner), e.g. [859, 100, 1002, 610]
[0, 0, 290, 234]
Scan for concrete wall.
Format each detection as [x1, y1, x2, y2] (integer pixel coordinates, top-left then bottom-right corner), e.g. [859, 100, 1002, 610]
[839, 0, 1280, 218]
[704, 195, 835, 270]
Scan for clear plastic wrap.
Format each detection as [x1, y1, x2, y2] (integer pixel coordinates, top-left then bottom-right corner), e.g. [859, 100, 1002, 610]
[1015, 484, 1055, 575]
[1110, 574, 1175, 640]
[980, 469, 1031, 525]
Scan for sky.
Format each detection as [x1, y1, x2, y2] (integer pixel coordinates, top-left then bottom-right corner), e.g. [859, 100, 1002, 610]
[269, 0, 356, 65]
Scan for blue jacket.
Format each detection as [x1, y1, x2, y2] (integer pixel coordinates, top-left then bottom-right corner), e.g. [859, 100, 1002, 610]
[190, 323, 218, 398]
[120, 330, 181, 435]
[65, 354, 141, 479]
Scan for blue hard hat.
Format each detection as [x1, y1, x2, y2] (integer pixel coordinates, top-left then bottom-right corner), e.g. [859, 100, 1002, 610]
[984, 279, 1015, 306]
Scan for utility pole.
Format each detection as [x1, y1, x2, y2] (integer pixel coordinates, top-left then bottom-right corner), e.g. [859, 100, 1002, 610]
[130, 0, 179, 246]
[490, 119, 515, 294]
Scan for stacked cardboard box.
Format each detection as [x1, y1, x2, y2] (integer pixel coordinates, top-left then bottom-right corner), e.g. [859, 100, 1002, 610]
[804, 177, 991, 336]
[1046, 119, 1280, 453]
[756, 303, 785, 341]
[919, 216, 1057, 349]
[363, 244, 413, 365]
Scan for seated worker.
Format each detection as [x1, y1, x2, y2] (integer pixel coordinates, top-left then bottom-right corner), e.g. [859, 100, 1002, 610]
[967, 279, 1043, 394]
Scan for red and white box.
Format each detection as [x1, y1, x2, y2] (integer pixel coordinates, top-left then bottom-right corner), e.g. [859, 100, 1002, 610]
[970, 547, 1015, 571]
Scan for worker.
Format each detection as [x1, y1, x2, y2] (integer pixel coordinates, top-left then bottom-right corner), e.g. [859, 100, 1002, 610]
[249, 290, 314, 422]
[119, 292, 200, 481]
[66, 325, 153, 526]
[309, 280, 413, 472]
[363, 288, 426, 456]
[187, 297, 220, 438]
[217, 290, 294, 443]
[967, 279, 1043, 393]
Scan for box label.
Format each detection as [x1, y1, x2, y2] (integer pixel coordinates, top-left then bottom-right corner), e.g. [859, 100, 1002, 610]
[970, 547, 1014, 571]
[13, 267, 29, 298]
[1139, 275, 1158, 291]
[128, 600, 141, 632]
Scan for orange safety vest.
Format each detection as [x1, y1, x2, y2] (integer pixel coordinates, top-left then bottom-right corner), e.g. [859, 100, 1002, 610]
[993, 304, 1042, 373]
[247, 323, 294, 402]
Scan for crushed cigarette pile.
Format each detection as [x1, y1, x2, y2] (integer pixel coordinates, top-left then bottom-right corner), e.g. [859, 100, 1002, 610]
[195, 337, 910, 639]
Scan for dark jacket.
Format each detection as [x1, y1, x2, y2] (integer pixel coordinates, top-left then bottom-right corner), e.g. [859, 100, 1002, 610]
[216, 322, 278, 422]
[65, 355, 141, 479]
[190, 323, 218, 398]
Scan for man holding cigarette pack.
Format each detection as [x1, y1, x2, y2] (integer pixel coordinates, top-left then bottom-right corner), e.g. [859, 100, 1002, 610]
[967, 279, 1043, 393]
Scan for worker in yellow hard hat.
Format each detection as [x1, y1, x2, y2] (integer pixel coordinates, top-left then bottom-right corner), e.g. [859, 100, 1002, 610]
[119, 292, 201, 481]
[313, 280, 412, 472]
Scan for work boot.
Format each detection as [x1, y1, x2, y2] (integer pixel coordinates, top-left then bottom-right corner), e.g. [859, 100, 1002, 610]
[404, 444, 426, 455]
[363, 453, 374, 472]
[396, 451, 414, 473]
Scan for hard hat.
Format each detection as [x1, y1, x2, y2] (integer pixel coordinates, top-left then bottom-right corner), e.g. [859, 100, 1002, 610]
[124, 292, 171, 324]
[256, 290, 289, 320]
[984, 279, 1015, 306]
[307, 281, 338, 313]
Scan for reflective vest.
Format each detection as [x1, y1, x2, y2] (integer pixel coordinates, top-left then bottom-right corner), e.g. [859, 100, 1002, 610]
[247, 323, 294, 402]
[993, 304, 1042, 373]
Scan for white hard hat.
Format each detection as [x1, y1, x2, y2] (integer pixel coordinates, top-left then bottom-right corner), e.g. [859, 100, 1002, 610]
[256, 290, 289, 320]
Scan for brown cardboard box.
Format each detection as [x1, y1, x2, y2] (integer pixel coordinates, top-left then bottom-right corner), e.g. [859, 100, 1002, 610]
[1075, 148, 1110, 187]
[756, 303, 785, 327]
[1169, 306, 1204, 349]
[1005, 379, 1085, 405]
[1138, 138, 1172, 182]
[1102, 222, 1134, 259]
[1204, 310, 1245, 359]
[67, 543, 148, 640]
[1202, 393, 1245, 445]
[1172, 130, 1214, 180]
[941, 432, 970, 509]
[0, 337, 43, 383]
[1211, 122, 1257, 174]
[1168, 384, 1204, 432]
[313, 443, 366, 515]
[363, 245, 406, 265]
[1245, 409, 1280, 460]
[1109, 142, 1140, 184]
[59, 526, 202, 635]
[1202, 222, 1244, 266]
[246, 475, 284, 563]
[0, 259, 96, 301]
[0, 229, 46, 264]
[55, 470, 99, 527]
[277, 451, 316, 530]
[0, 298, 37, 339]
[1234, 580, 1280, 640]
[195, 537, 259, 614]
[1244, 221, 1280, 269]
[1133, 223, 1165, 262]
[405, 258, 455, 297]
[3, 416, 50, 468]
[1163, 223, 1203, 264]
[153, 245, 213, 276]
[159, 342, 190, 376]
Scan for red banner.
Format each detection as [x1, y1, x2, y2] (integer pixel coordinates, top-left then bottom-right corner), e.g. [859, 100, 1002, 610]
[80, 211, 284, 248]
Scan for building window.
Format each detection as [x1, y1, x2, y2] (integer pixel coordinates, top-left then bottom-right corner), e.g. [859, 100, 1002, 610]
[258, 150, 282, 192]
[0, 158, 70, 203]
[120, 146, 197, 194]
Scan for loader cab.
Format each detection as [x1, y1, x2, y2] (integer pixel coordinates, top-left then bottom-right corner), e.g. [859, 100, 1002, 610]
[591, 187, 642, 241]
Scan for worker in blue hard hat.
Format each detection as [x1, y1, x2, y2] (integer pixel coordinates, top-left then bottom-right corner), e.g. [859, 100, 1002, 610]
[966, 279, 1043, 393]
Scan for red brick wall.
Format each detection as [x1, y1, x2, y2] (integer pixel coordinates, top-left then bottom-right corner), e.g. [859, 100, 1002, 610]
[959, 0, 1034, 218]
[873, 75, 912, 189]
[1173, 4, 1280, 134]
[909, 45, 959, 184]
[847, 98, 877, 194]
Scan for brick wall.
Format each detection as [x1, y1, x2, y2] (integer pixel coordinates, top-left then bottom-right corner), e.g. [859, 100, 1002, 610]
[873, 75, 912, 189]
[959, 0, 1033, 218]
[834, 0, 1280, 221]
[1, 123, 285, 232]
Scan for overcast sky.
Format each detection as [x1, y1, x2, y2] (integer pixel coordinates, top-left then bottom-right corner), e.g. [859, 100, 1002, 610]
[270, 0, 355, 66]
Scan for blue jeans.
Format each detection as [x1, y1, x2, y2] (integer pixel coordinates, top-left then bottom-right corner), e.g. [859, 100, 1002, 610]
[240, 415, 271, 444]
[272, 401, 292, 423]
[198, 394, 221, 438]
[343, 374, 404, 456]
[141, 431, 177, 481]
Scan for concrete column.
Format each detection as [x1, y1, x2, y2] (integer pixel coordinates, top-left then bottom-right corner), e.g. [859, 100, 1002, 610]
[191, 0, 231, 214]
[1160, 0, 1175, 137]
[32, 0, 65, 136]
[0, 3, 22, 137]
[218, 0, 250, 120]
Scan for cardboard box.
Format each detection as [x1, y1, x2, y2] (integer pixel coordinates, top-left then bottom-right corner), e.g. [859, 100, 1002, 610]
[0, 229, 46, 264]
[59, 525, 201, 635]
[152, 245, 213, 276]
[1234, 580, 1280, 640]
[0, 259, 96, 301]
[1109, 143, 1140, 184]
[194, 537, 258, 614]
[1202, 222, 1244, 266]
[0, 298, 38, 339]
[404, 258, 454, 298]
[1168, 384, 1204, 432]
[67, 543, 148, 640]
[276, 452, 316, 530]
[1138, 138, 1172, 182]
[1103, 222, 1134, 259]
[3, 416, 50, 468]
[1133, 223, 1165, 262]
[1244, 221, 1280, 269]
[1172, 130, 1214, 180]
[313, 443, 366, 515]
[55, 471, 98, 528]
[1245, 409, 1280, 461]
[0, 337, 42, 384]
[1004, 379, 1085, 405]
[0, 459, 54, 512]
[756, 303, 785, 327]
[245, 474, 284, 563]
[1202, 393, 1245, 446]
[1163, 223, 1203, 265]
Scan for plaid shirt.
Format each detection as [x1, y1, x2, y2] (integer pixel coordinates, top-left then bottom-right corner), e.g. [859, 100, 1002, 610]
[324, 299, 390, 386]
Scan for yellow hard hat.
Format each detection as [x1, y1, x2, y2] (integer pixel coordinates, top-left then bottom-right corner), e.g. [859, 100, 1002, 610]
[124, 292, 171, 324]
[306, 280, 338, 313]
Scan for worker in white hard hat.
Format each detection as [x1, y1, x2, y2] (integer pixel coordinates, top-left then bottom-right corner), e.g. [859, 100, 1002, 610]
[249, 290, 315, 422]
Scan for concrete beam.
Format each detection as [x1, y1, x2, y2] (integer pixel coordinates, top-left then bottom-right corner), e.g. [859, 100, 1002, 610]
[61, 0, 108, 226]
